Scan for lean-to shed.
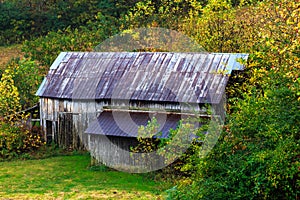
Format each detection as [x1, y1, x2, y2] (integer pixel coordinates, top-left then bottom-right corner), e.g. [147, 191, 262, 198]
[36, 52, 248, 169]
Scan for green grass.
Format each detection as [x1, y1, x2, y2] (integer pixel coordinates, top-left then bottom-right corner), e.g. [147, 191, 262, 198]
[0, 154, 168, 199]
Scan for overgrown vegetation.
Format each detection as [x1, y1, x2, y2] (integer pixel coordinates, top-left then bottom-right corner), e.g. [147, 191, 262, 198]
[0, 0, 133, 45]
[0, 121, 44, 160]
[132, 0, 300, 199]
[165, 0, 300, 199]
[0, 55, 43, 160]
[0, 0, 299, 199]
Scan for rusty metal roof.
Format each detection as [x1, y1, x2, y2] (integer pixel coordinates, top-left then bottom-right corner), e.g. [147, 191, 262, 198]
[85, 111, 185, 138]
[36, 52, 248, 104]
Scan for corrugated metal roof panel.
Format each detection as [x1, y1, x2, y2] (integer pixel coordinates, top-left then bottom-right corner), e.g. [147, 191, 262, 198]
[50, 52, 67, 70]
[37, 52, 248, 104]
[35, 77, 47, 96]
[85, 111, 183, 138]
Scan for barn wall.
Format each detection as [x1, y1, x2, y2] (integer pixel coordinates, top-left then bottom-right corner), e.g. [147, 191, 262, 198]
[40, 98, 203, 150]
[88, 134, 164, 172]
[108, 100, 205, 113]
[40, 98, 104, 149]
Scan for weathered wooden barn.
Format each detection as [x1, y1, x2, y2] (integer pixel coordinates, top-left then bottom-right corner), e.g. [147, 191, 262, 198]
[36, 52, 248, 171]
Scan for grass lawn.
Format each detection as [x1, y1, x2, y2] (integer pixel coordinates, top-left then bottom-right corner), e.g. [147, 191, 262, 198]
[0, 153, 168, 199]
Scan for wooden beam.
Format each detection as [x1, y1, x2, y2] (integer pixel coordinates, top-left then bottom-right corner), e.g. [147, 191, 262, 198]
[102, 108, 212, 118]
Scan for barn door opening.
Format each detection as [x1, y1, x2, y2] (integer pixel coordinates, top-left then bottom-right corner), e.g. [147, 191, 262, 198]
[58, 112, 82, 149]
[46, 120, 52, 144]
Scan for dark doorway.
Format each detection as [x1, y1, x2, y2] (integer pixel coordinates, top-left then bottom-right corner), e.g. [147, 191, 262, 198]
[46, 120, 52, 144]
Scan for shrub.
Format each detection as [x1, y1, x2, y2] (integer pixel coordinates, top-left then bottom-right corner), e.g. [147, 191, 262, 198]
[172, 88, 300, 200]
[0, 68, 21, 120]
[166, 0, 300, 199]
[0, 122, 44, 159]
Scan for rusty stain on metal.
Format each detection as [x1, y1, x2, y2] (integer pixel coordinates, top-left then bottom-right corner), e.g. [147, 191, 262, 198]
[36, 52, 248, 104]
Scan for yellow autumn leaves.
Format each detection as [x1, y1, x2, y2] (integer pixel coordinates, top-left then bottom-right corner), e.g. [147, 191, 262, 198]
[0, 69, 21, 121]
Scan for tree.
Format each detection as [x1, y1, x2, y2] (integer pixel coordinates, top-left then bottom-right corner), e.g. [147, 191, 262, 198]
[6, 59, 41, 108]
[123, 0, 202, 29]
[0, 69, 21, 121]
[167, 0, 300, 199]
[22, 12, 119, 67]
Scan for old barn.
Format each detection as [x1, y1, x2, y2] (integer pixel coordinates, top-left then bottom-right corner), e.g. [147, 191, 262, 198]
[36, 52, 248, 171]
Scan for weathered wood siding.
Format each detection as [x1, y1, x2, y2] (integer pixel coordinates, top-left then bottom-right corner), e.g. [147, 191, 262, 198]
[40, 97, 204, 150]
[40, 98, 102, 149]
[89, 135, 164, 172]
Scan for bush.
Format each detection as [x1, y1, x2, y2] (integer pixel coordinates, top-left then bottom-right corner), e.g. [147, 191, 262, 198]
[0, 122, 44, 159]
[167, 87, 300, 199]
[4, 58, 41, 108]
[0, 68, 21, 119]
[166, 0, 300, 199]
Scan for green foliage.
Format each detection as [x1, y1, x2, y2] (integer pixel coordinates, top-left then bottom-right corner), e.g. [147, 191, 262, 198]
[130, 117, 162, 170]
[0, 58, 40, 113]
[158, 118, 205, 170]
[0, 1, 31, 45]
[168, 0, 300, 199]
[134, 116, 206, 176]
[99, 0, 141, 18]
[22, 13, 119, 67]
[181, 0, 246, 53]
[5, 58, 41, 108]
[0, 68, 21, 119]
[0, 58, 43, 159]
[0, 122, 44, 160]
[124, 0, 202, 29]
[132, 117, 161, 153]
[172, 88, 300, 200]
[0, 0, 112, 45]
[1, 0, 299, 198]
